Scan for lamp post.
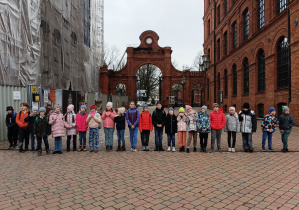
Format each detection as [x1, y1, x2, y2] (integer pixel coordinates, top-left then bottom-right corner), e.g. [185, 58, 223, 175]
[181, 75, 186, 106]
[201, 54, 211, 105]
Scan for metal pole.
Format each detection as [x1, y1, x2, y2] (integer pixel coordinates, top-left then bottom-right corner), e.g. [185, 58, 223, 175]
[159, 77, 162, 102]
[203, 69, 206, 105]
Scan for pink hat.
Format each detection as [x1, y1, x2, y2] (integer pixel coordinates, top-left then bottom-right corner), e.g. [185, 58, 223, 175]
[185, 105, 192, 111]
[67, 104, 74, 113]
[107, 102, 113, 108]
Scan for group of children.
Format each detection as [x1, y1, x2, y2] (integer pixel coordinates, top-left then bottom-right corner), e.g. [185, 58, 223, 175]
[5, 101, 295, 155]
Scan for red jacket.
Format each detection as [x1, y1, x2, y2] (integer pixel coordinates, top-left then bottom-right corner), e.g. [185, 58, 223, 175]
[139, 111, 153, 131]
[76, 113, 88, 132]
[210, 108, 226, 130]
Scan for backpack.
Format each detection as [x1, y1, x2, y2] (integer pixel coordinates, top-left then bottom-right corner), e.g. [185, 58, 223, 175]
[88, 113, 102, 129]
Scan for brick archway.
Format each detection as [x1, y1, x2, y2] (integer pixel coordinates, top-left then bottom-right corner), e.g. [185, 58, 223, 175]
[100, 30, 204, 107]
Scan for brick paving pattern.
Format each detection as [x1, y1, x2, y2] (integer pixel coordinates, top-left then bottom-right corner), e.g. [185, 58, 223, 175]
[0, 107, 299, 209]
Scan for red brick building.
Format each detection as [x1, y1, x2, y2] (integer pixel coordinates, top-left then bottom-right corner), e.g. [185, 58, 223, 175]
[203, 0, 299, 121]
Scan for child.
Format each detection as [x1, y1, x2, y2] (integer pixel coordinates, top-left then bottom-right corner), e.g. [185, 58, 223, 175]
[209, 103, 226, 153]
[102, 102, 116, 151]
[49, 105, 65, 154]
[76, 105, 88, 152]
[139, 104, 152, 151]
[177, 107, 188, 152]
[197, 105, 210, 153]
[126, 101, 140, 152]
[152, 101, 166, 151]
[87, 104, 102, 152]
[114, 107, 126, 151]
[165, 107, 177, 152]
[25, 107, 38, 152]
[279, 106, 295, 152]
[5, 106, 18, 149]
[185, 105, 199, 153]
[224, 107, 240, 152]
[261, 107, 277, 152]
[239, 103, 257, 152]
[64, 104, 77, 151]
[33, 107, 51, 156]
[16, 103, 30, 152]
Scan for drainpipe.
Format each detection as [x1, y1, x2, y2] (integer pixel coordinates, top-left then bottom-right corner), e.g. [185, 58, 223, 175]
[287, 8, 292, 105]
[213, 1, 217, 103]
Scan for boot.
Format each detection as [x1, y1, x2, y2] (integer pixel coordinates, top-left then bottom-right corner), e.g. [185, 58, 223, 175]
[83, 145, 86, 151]
[67, 147, 70, 152]
[116, 146, 121, 151]
[159, 146, 165, 151]
[106, 145, 108, 151]
[19, 147, 24, 153]
[193, 147, 197, 152]
[186, 148, 190, 153]
[46, 149, 50, 154]
[78, 145, 83, 152]
[154, 145, 159, 151]
[182, 146, 185, 152]
[38, 150, 42, 156]
[110, 146, 113, 151]
[73, 145, 77, 151]
[121, 146, 126, 151]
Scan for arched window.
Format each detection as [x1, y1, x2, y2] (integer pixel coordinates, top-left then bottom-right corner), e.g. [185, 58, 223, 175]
[258, 50, 265, 92]
[224, 69, 228, 97]
[243, 8, 249, 41]
[258, 0, 265, 29]
[217, 38, 221, 61]
[277, 37, 289, 89]
[224, 0, 228, 14]
[277, 0, 289, 14]
[224, 31, 228, 56]
[232, 22, 237, 49]
[243, 58, 249, 94]
[233, 64, 237, 96]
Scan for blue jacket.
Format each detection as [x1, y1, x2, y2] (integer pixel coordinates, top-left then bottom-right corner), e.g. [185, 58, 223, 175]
[197, 111, 210, 133]
[126, 107, 140, 128]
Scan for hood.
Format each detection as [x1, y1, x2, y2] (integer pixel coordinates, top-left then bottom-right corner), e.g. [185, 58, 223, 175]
[214, 108, 223, 114]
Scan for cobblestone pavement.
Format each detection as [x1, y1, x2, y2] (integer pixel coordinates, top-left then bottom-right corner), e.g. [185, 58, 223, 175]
[0, 107, 299, 209]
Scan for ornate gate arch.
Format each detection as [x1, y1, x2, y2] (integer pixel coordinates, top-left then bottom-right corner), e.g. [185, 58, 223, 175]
[100, 30, 204, 107]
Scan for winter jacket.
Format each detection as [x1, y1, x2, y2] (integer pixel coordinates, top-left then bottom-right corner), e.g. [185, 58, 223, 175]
[139, 112, 153, 131]
[177, 114, 188, 132]
[210, 109, 226, 130]
[64, 113, 78, 135]
[186, 111, 199, 131]
[261, 113, 277, 133]
[279, 114, 295, 131]
[197, 112, 210, 133]
[6, 112, 18, 129]
[152, 108, 166, 127]
[33, 115, 51, 138]
[224, 114, 240, 132]
[76, 112, 88, 132]
[49, 112, 65, 138]
[239, 109, 257, 133]
[87, 113, 102, 128]
[16, 110, 30, 129]
[165, 114, 178, 134]
[114, 114, 126, 130]
[24, 114, 38, 132]
[126, 107, 140, 128]
[101, 110, 116, 128]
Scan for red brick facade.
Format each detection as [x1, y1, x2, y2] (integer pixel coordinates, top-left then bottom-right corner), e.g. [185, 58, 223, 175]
[203, 0, 299, 122]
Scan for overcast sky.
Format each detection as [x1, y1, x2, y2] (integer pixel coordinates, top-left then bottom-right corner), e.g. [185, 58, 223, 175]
[104, 0, 204, 70]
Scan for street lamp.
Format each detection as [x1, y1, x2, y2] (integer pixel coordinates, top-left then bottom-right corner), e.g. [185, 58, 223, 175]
[181, 75, 186, 106]
[201, 53, 211, 105]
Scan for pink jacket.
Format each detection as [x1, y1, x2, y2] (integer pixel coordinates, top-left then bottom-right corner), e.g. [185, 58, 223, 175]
[76, 112, 88, 132]
[86, 113, 102, 128]
[49, 112, 65, 138]
[177, 114, 188, 132]
[64, 113, 78, 135]
[101, 110, 116, 128]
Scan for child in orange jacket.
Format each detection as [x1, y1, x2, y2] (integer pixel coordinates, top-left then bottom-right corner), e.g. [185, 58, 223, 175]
[139, 104, 153, 151]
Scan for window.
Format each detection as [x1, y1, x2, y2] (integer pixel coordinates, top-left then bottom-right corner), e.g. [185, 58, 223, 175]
[232, 22, 237, 49]
[84, 0, 91, 47]
[218, 73, 221, 91]
[233, 65, 237, 96]
[258, 0, 265, 29]
[208, 19, 211, 35]
[258, 50, 265, 92]
[224, 31, 228, 56]
[243, 9, 249, 41]
[224, 105, 227, 112]
[224, 69, 228, 97]
[277, 102, 287, 116]
[225, 0, 228, 14]
[244, 58, 249, 95]
[258, 104, 264, 118]
[218, 5, 221, 24]
[277, 37, 289, 89]
[277, 0, 289, 14]
[217, 39, 221, 61]
[207, 78, 210, 99]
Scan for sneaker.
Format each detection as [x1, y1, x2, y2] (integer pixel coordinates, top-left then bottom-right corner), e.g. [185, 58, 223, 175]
[228, 148, 232, 152]
[199, 148, 203, 152]
[167, 146, 171, 151]
[19, 147, 24, 153]
[231, 148, 235, 153]
[262, 148, 266, 152]
[46, 149, 50, 154]
[268, 148, 275, 152]
[8, 146, 12, 150]
[59, 151, 63, 154]
[244, 149, 249, 152]
[94, 150, 99, 153]
[159, 146, 165, 151]
[249, 149, 254, 153]
[203, 148, 207, 153]
[121, 146, 126, 151]
[193, 147, 197, 152]
[154, 146, 159, 151]
[186, 148, 190, 153]
[52, 151, 57, 154]
[172, 147, 176, 152]
[116, 146, 121, 152]
[130, 148, 133, 151]
[38, 150, 42, 156]
[133, 148, 138, 152]
[145, 146, 149, 151]
[209, 149, 214, 153]
[217, 149, 222, 153]
[90, 150, 94, 152]
[143, 146, 146, 151]
[182, 146, 185, 152]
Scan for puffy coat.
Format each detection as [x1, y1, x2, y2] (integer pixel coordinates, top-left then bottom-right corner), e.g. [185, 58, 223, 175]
[152, 108, 166, 127]
[279, 114, 295, 131]
[239, 109, 257, 133]
[16, 111, 30, 129]
[186, 111, 199, 131]
[33, 115, 51, 138]
[126, 108, 140, 128]
[224, 114, 240, 132]
[114, 114, 126, 130]
[209, 109, 226, 130]
[139, 112, 153, 131]
[64, 113, 78, 135]
[76, 112, 88, 132]
[49, 112, 65, 138]
[165, 114, 178, 134]
[197, 112, 210, 133]
[101, 110, 116, 128]
[24, 114, 38, 132]
[177, 114, 188, 132]
[261, 113, 277, 133]
[87, 113, 102, 128]
[6, 112, 18, 129]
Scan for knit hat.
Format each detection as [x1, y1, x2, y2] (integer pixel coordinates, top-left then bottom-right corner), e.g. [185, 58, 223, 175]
[243, 103, 250, 109]
[67, 104, 74, 112]
[269, 107, 276, 112]
[32, 107, 38, 111]
[118, 107, 125, 114]
[179, 107, 185, 113]
[212, 103, 219, 108]
[90, 104, 96, 110]
[201, 105, 207, 112]
[283, 106, 290, 113]
[53, 105, 60, 110]
[168, 107, 174, 113]
[106, 102, 113, 108]
[229, 106, 236, 111]
[142, 104, 148, 111]
[185, 105, 192, 111]
[80, 105, 87, 110]
[39, 107, 46, 113]
[6, 106, 13, 111]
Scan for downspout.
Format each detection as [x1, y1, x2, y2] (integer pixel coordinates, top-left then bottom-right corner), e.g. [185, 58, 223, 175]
[287, 8, 292, 105]
[213, 1, 217, 103]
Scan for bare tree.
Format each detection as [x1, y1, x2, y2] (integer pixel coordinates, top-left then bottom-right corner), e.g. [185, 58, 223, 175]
[193, 51, 203, 71]
[103, 43, 127, 70]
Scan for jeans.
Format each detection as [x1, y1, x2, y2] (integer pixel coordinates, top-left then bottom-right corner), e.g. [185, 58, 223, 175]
[129, 127, 139, 148]
[78, 131, 86, 146]
[167, 134, 175, 147]
[242, 133, 253, 150]
[36, 136, 49, 151]
[7, 127, 18, 147]
[30, 131, 36, 151]
[227, 131, 236, 148]
[117, 129, 125, 147]
[200, 133, 208, 148]
[54, 137, 62, 152]
[141, 130, 150, 146]
[19, 127, 29, 149]
[67, 135, 77, 149]
[281, 130, 291, 149]
[211, 129, 222, 150]
[155, 127, 163, 146]
[89, 128, 99, 150]
[104, 128, 114, 146]
[262, 131, 273, 149]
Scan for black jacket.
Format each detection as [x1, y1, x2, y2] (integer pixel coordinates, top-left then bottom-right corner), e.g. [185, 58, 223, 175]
[165, 114, 178, 134]
[279, 114, 295, 131]
[114, 114, 126, 130]
[152, 108, 166, 127]
[24, 114, 38, 132]
[33, 115, 51, 138]
[6, 112, 18, 129]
